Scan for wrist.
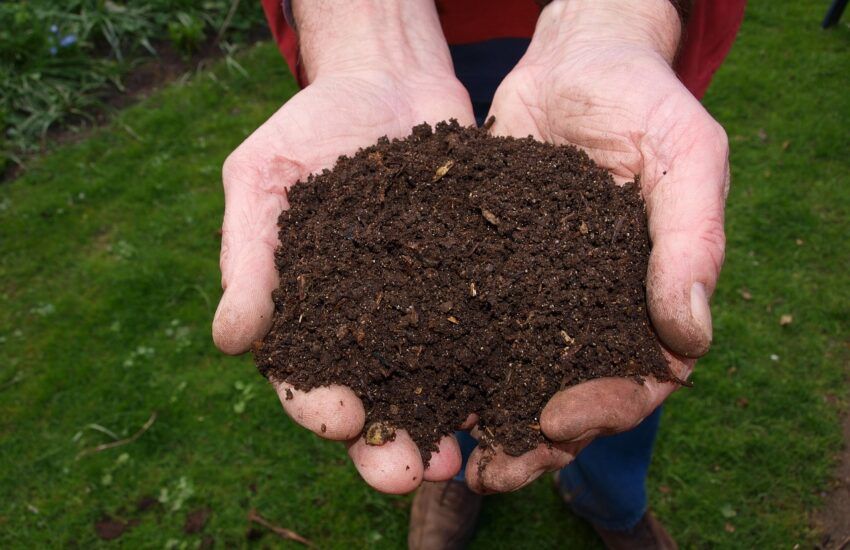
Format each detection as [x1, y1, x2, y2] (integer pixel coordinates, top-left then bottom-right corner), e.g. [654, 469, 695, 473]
[293, 0, 456, 83]
[534, 0, 682, 65]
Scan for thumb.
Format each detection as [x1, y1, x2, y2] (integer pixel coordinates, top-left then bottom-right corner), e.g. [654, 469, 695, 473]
[212, 150, 296, 355]
[645, 115, 729, 358]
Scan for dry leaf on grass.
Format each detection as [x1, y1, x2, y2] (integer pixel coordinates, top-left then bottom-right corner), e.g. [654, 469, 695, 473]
[247, 509, 313, 547]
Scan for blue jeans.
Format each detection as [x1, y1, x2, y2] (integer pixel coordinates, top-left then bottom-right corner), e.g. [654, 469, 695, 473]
[449, 39, 661, 531]
[454, 409, 662, 531]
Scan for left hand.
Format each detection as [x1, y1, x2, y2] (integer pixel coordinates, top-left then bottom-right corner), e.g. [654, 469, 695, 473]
[464, 0, 730, 493]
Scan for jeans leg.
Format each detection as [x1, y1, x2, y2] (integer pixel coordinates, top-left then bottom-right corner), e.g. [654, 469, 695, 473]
[454, 430, 479, 482]
[448, 39, 530, 126]
[558, 407, 663, 531]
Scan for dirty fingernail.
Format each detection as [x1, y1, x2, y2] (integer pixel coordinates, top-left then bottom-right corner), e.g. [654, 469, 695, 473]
[690, 282, 712, 347]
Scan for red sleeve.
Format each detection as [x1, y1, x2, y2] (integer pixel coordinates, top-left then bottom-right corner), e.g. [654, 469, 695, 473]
[261, 0, 746, 100]
[436, 0, 540, 43]
[261, 0, 307, 88]
[674, 0, 747, 99]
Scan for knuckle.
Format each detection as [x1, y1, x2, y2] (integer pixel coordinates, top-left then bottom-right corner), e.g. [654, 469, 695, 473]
[702, 218, 726, 249]
[690, 111, 729, 157]
[697, 214, 727, 271]
[711, 119, 730, 154]
[222, 148, 251, 190]
[223, 146, 304, 196]
[607, 406, 641, 433]
[699, 117, 730, 169]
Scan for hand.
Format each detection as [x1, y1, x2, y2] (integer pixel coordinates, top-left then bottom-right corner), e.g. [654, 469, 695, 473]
[464, 0, 729, 493]
[212, 0, 475, 494]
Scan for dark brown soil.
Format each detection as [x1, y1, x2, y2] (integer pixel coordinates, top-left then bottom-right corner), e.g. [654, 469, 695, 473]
[184, 507, 211, 534]
[255, 120, 673, 463]
[813, 386, 850, 549]
[94, 515, 131, 540]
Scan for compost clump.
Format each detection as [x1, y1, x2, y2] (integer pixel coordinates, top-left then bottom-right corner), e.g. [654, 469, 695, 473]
[255, 120, 673, 463]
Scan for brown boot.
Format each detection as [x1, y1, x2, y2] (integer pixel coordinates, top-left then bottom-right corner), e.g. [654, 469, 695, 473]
[408, 480, 483, 550]
[553, 472, 677, 550]
[591, 512, 678, 550]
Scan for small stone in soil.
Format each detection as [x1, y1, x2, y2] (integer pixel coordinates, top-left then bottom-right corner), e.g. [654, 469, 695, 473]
[365, 422, 396, 446]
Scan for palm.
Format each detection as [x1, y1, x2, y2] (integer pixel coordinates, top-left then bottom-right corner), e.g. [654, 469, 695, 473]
[214, 70, 475, 494]
[490, 47, 712, 382]
[219, 72, 474, 289]
[493, 46, 714, 181]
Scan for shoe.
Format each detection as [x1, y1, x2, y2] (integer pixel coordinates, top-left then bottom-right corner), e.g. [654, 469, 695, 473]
[591, 512, 678, 550]
[408, 480, 483, 550]
[553, 472, 678, 550]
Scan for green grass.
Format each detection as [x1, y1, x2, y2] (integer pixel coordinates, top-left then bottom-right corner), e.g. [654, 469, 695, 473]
[1, 1, 849, 547]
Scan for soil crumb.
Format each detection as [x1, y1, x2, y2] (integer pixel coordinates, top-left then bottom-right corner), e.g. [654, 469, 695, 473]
[813, 391, 850, 549]
[255, 120, 673, 463]
[184, 507, 211, 534]
[94, 515, 129, 540]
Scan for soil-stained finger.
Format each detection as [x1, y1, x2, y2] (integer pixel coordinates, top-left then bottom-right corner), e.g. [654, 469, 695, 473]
[464, 442, 576, 494]
[274, 381, 365, 440]
[459, 413, 478, 430]
[347, 429, 424, 494]
[423, 435, 462, 481]
[540, 377, 664, 442]
[212, 244, 278, 355]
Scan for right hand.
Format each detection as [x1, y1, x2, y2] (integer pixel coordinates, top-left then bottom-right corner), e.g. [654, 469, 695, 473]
[461, 0, 728, 494]
[212, 0, 476, 494]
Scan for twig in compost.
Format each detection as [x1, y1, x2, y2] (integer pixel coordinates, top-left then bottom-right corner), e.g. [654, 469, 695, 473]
[611, 216, 625, 243]
[247, 508, 314, 547]
[432, 160, 455, 182]
[76, 412, 157, 460]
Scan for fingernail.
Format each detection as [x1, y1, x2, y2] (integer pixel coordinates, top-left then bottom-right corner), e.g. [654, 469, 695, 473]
[690, 282, 713, 346]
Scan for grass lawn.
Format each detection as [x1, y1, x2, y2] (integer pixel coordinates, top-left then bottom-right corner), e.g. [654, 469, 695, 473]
[1, 1, 849, 547]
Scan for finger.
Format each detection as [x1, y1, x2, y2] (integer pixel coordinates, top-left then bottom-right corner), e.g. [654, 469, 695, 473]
[464, 442, 579, 494]
[540, 376, 674, 443]
[212, 238, 279, 355]
[212, 149, 301, 355]
[485, 78, 542, 140]
[459, 413, 478, 430]
[347, 429, 424, 494]
[423, 435, 462, 482]
[274, 381, 366, 441]
[644, 103, 729, 358]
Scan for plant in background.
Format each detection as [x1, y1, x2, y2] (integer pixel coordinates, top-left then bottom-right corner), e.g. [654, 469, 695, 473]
[0, 3, 116, 170]
[168, 12, 205, 55]
[0, 0, 265, 176]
